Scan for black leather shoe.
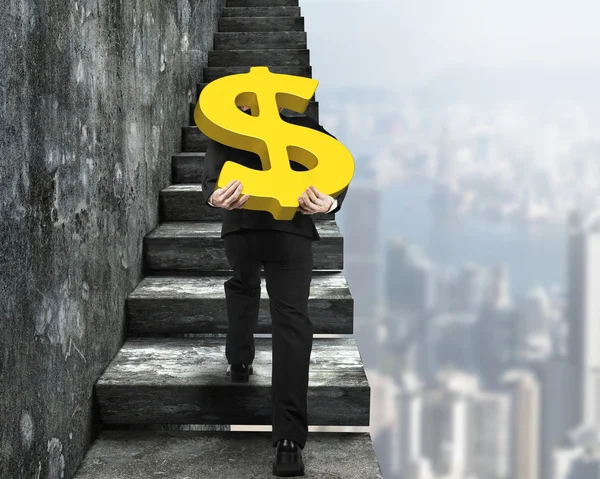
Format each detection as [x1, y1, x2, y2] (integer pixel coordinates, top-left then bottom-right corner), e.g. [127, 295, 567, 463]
[226, 363, 253, 383]
[272, 439, 305, 477]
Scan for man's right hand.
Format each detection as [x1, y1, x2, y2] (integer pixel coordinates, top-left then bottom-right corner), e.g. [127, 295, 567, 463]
[209, 180, 250, 210]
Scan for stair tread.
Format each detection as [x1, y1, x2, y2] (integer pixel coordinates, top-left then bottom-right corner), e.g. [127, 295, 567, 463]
[127, 268, 350, 335]
[144, 221, 342, 271]
[220, 15, 302, 19]
[146, 220, 341, 239]
[214, 31, 306, 50]
[221, 7, 301, 17]
[209, 47, 307, 52]
[73, 430, 383, 479]
[227, 0, 299, 6]
[215, 31, 305, 37]
[172, 152, 205, 158]
[129, 271, 350, 300]
[96, 337, 367, 388]
[203, 65, 311, 82]
[218, 16, 304, 32]
[204, 65, 310, 71]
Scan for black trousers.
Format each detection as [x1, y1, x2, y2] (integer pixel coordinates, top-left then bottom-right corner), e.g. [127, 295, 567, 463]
[223, 229, 314, 449]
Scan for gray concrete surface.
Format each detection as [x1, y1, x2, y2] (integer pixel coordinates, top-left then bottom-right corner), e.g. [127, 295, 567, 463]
[73, 430, 383, 479]
[0, 0, 225, 477]
[143, 221, 344, 271]
[126, 272, 353, 334]
[94, 337, 370, 426]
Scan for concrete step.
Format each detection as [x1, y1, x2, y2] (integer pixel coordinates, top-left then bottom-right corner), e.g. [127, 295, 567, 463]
[171, 152, 205, 183]
[204, 65, 311, 82]
[219, 15, 304, 32]
[214, 32, 306, 50]
[182, 126, 211, 152]
[95, 337, 370, 425]
[126, 272, 352, 335]
[160, 183, 332, 221]
[73, 430, 383, 479]
[227, 0, 299, 6]
[144, 221, 344, 271]
[196, 82, 316, 103]
[173, 141, 318, 185]
[208, 48, 309, 67]
[188, 100, 319, 125]
[221, 6, 300, 17]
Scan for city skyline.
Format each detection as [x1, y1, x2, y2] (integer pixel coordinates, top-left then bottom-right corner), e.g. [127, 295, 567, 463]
[339, 154, 599, 478]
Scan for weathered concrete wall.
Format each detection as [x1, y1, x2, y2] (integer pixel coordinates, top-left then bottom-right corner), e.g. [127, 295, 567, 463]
[0, 0, 224, 477]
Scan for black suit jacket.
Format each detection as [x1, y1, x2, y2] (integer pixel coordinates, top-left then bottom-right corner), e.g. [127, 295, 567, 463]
[202, 110, 349, 241]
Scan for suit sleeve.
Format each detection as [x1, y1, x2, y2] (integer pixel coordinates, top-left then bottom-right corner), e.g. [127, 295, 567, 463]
[313, 122, 350, 215]
[202, 139, 229, 208]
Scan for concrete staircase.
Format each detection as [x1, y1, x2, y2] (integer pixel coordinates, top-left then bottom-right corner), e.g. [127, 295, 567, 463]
[74, 0, 382, 477]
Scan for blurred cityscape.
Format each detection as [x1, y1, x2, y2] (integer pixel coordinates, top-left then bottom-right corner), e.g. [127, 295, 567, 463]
[326, 66, 600, 479]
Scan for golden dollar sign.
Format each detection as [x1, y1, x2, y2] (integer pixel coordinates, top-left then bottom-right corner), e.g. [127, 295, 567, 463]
[194, 66, 355, 221]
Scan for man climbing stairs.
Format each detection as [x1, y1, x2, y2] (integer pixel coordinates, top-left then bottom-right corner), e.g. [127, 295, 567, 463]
[74, 0, 382, 477]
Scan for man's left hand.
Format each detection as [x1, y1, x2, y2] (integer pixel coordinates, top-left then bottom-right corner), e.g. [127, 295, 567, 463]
[298, 185, 334, 215]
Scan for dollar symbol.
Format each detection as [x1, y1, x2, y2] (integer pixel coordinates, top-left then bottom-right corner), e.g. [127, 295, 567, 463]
[193, 66, 355, 221]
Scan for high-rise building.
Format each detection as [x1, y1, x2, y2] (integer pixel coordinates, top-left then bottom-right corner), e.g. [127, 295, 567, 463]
[368, 371, 401, 479]
[484, 263, 512, 310]
[421, 369, 511, 478]
[403, 368, 513, 479]
[404, 458, 435, 479]
[515, 285, 555, 358]
[465, 389, 511, 479]
[531, 354, 576, 479]
[476, 263, 518, 385]
[434, 263, 487, 313]
[395, 372, 423, 477]
[408, 258, 436, 314]
[384, 238, 411, 315]
[555, 443, 600, 479]
[501, 369, 541, 479]
[384, 238, 435, 342]
[554, 446, 586, 479]
[455, 262, 487, 313]
[421, 312, 478, 383]
[385, 239, 436, 314]
[421, 384, 469, 477]
[566, 209, 600, 431]
[434, 265, 454, 312]
[565, 456, 600, 479]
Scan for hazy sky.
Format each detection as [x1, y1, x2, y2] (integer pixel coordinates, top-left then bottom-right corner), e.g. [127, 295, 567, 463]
[300, 0, 600, 90]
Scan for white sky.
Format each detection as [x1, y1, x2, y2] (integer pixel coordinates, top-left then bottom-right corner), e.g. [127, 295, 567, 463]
[300, 0, 600, 89]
